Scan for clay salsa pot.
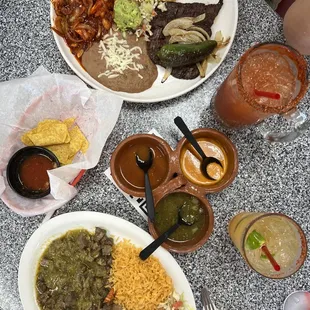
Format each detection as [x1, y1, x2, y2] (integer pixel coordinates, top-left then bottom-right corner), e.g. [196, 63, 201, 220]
[174, 128, 238, 193]
[110, 129, 238, 253]
[149, 175, 215, 253]
[110, 134, 173, 197]
[110, 129, 238, 197]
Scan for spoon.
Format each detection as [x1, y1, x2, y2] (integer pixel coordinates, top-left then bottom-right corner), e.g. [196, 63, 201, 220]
[139, 205, 196, 260]
[135, 148, 155, 223]
[174, 116, 222, 180]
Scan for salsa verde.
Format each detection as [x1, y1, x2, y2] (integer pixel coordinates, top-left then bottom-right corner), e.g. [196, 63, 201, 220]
[154, 192, 206, 242]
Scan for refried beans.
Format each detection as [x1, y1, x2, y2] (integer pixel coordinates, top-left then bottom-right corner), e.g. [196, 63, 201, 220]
[81, 31, 158, 93]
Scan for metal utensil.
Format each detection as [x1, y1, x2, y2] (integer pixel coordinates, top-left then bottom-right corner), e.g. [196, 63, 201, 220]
[139, 205, 196, 260]
[135, 148, 155, 223]
[201, 287, 216, 310]
[174, 116, 222, 180]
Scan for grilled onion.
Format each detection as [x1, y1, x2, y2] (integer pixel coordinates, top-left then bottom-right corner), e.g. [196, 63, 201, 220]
[51, 0, 114, 58]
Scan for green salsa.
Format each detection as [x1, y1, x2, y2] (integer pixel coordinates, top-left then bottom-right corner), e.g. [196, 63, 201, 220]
[154, 192, 206, 242]
[36, 228, 116, 310]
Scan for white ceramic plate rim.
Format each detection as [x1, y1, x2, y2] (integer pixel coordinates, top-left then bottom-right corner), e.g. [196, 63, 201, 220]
[50, 0, 238, 103]
[18, 211, 196, 310]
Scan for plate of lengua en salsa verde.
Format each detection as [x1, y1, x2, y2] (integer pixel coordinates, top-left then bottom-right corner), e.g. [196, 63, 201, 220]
[50, 0, 238, 102]
[18, 211, 196, 310]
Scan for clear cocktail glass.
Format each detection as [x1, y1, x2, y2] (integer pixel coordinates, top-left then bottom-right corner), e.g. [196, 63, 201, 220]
[229, 212, 307, 279]
[211, 42, 309, 142]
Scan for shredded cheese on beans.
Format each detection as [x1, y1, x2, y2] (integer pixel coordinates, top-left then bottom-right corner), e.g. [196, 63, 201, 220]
[98, 30, 144, 79]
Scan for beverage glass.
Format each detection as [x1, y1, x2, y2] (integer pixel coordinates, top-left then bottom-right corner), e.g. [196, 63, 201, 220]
[212, 42, 309, 142]
[229, 212, 307, 279]
[283, 291, 310, 310]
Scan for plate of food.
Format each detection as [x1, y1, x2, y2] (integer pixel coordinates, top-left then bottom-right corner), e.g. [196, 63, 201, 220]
[50, 0, 238, 102]
[19, 211, 196, 310]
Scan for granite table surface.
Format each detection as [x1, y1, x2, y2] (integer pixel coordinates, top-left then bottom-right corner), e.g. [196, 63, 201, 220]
[0, 0, 310, 309]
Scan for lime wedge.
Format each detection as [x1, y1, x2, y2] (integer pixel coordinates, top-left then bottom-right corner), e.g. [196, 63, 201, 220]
[246, 230, 265, 250]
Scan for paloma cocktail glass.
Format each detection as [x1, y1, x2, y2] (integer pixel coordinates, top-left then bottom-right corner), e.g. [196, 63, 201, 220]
[229, 212, 307, 279]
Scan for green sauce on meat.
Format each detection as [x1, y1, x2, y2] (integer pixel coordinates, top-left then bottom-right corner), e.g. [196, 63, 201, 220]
[36, 228, 114, 310]
[154, 192, 206, 242]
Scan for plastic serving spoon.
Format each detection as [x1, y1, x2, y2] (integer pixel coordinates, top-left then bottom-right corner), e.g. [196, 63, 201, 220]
[139, 205, 196, 260]
[135, 148, 155, 223]
[174, 116, 222, 180]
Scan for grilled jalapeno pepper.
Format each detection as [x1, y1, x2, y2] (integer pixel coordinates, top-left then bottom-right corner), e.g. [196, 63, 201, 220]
[157, 40, 217, 67]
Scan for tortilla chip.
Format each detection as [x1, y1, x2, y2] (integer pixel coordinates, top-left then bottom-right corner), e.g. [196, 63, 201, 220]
[21, 132, 35, 146]
[21, 126, 39, 146]
[20, 118, 88, 165]
[38, 119, 62, 126]
[63, 117, 76, 130]
[81, 139, 89, 154]
[69, 126, 89, 154]
[46, 144, 71, 165]
[64, 133, 71, 143]
[60, 118, 75, 142]
[27, 123, 69, 146]
[61, 154, 75, 165]
[46, 126, 88, 164]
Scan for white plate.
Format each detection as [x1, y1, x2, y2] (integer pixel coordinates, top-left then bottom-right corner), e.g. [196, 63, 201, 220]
[18, 211, 196, 309]
[50, 0, 238, 103]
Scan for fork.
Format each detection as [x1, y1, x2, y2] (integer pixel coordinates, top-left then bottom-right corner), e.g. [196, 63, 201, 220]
[201, 287, 216, 310]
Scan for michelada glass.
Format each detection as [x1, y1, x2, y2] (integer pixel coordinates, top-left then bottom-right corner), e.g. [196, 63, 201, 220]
[212, 42, 309, 142]
[229, 212, 307, 279]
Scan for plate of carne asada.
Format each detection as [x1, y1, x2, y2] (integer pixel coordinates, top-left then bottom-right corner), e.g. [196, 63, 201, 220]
[50, 0, 238, 102]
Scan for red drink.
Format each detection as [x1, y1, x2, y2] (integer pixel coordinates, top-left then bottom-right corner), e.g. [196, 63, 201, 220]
[212, 43, 308, 128]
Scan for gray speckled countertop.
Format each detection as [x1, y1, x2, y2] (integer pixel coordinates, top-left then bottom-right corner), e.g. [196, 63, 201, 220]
[0, 0, 310, 309]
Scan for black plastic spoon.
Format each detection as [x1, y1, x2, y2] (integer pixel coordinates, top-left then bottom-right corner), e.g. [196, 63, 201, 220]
[139, 205, 196, 261]
[135, 148, 155, 223]
[174, 116, 222, 180]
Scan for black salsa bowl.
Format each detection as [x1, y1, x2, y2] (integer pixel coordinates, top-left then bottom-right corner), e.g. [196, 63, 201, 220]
[6, 146, 60, 199]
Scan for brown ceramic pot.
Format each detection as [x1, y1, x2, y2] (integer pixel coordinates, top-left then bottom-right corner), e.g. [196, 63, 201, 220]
[110, 129, 238, 253]
[148, 175, 215, 253]
[110, 134, 173, 197]
[174, 128, 238, 193]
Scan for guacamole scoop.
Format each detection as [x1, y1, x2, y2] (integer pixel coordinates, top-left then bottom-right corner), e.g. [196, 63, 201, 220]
[114, 0, 143, 32]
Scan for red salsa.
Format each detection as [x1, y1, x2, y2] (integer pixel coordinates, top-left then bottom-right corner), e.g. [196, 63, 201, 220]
[19, 154, 57, 191]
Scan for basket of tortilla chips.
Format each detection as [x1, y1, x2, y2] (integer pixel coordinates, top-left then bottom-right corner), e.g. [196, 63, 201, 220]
[0, 67, 122, 216]
[21, 118, 89, 165]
